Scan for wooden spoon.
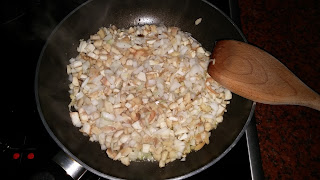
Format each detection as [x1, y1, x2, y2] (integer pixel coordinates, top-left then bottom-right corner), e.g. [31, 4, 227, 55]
[207, 40, 320, 111]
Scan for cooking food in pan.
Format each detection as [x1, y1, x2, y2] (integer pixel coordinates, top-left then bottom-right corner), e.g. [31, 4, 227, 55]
[67, 24, 232, 167]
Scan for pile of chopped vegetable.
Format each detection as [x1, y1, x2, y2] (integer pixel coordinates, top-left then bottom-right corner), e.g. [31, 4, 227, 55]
[67, 24, 232, 167]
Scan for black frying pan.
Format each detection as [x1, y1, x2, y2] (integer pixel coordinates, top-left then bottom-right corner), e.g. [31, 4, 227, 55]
[35, 0, 255, 179]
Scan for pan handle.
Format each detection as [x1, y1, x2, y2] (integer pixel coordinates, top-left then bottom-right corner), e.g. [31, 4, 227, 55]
[29, 151, 87, 180]
[52, 151, 87, 180]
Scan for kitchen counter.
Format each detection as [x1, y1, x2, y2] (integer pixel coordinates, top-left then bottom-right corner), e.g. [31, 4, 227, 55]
[238, 0, 320, 179]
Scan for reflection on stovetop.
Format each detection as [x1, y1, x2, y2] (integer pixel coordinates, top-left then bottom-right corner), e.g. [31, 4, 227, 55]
[2, 0, 250, 179]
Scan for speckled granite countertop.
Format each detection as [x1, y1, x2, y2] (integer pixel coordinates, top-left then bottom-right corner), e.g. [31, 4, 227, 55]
[238, 0, 320, 179]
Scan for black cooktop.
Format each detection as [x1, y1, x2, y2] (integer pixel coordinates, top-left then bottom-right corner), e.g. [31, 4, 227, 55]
[1, 0, 260, 179]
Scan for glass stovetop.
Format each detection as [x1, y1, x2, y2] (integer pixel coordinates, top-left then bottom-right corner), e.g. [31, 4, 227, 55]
[1, 0, 261, 179]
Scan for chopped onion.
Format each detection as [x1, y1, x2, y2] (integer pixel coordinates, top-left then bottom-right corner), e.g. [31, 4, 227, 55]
[116, 42, 131, 49]
[101, 111, 115, 121]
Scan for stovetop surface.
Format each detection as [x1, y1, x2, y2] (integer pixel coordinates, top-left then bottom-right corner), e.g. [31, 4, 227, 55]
[1, 0, 252, 179]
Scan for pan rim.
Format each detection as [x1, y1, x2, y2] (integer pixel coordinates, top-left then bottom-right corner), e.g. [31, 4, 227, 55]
[34, 0, 255, 179]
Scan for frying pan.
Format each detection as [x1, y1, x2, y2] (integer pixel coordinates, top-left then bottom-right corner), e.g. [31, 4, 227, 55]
[35, 0, 255, 179]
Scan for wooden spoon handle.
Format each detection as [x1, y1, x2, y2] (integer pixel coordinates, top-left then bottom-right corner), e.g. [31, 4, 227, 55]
[208, 40, 320, 111]
[302, 90, 320, 111]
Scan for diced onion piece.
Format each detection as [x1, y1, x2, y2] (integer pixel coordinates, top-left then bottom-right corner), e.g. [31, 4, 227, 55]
[137, 72, 146, 81]
[225, 89, 232, 100]
[142, 144, 151, 153]
[81, 123, 91, 134]
[77, 41, 87, 53]
[195, 18, 202, 25]
[132, 121, 142, 130]
[70, 112, 82, 127]
[116, 42, 132, 49]
[85, 43, 95, 52]
[102, 112, 115, 121]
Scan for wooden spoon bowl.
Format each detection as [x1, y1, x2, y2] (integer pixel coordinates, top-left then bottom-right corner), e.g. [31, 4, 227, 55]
[207, 40, 320, 111]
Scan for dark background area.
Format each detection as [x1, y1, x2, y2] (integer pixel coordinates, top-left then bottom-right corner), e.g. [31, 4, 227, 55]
[239, 0, 320, 179]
